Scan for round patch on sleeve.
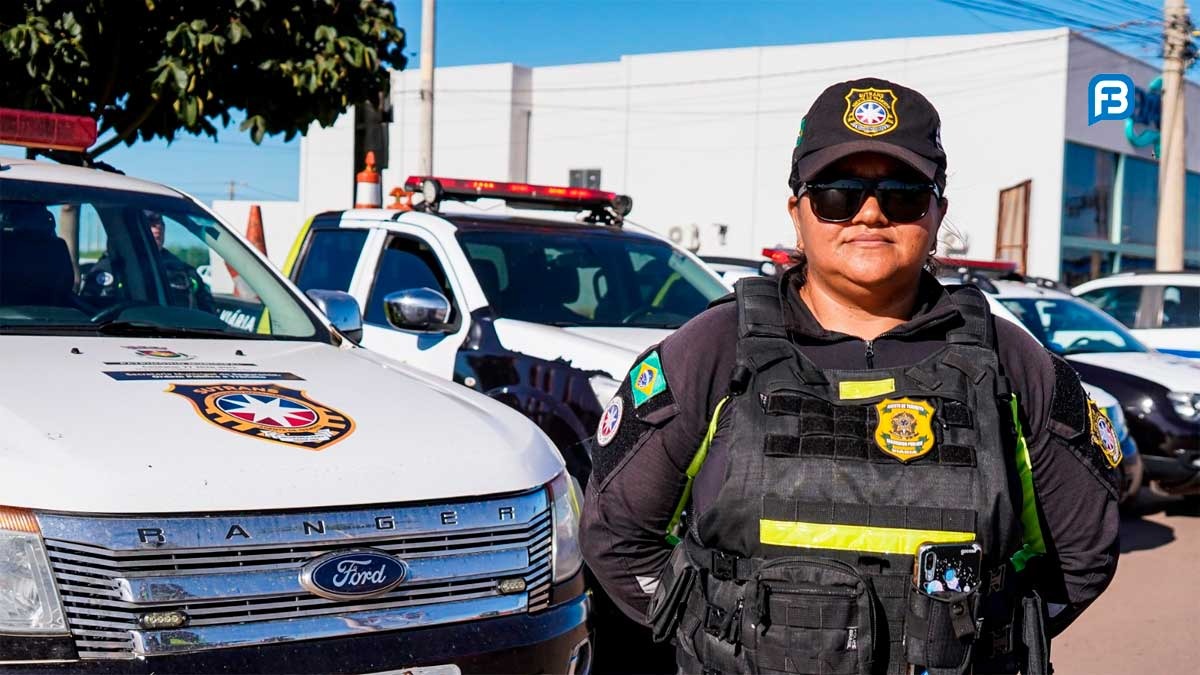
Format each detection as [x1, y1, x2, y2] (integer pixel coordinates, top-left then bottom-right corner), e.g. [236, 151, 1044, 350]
[1088, 399, 1123, 468]
[596, 396, 624, 447]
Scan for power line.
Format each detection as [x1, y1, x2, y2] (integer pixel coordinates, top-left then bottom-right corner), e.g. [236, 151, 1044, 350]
[422, 32, 1068, 94]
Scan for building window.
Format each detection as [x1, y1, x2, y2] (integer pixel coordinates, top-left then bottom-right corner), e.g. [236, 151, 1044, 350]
[1060, 247, 1115, 288]
[1186, 171, 1200, 254]
[1061, 143, 1117, 240]
[569, 169, 602, 189]
[1120, 156, 1158, 246]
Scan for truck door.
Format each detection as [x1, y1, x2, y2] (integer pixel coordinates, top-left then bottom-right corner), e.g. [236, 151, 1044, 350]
[352, 230, 467, 379]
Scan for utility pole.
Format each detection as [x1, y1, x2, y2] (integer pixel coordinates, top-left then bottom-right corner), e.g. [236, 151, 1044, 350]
[1155, 0, 1194, 271]
[419, 0, 436, 175]
[227, 180, 237, 201]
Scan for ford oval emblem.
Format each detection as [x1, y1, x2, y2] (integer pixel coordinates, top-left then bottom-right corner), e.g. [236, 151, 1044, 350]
[299, 549, 408, 600]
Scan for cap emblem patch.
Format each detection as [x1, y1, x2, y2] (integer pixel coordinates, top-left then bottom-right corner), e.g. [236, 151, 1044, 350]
[874, 397, 935, 462]
[843, 88, 899, 137]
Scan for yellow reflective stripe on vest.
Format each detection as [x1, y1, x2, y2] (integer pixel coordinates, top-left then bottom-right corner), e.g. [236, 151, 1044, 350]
[1009, 394, 1046, 572]
[759, 520, 975, 555]
[665, 396, 730, 545]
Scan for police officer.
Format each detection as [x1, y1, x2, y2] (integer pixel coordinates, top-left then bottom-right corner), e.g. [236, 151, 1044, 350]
[581, 78, 1119, 675]
[83, 210, 214, 312]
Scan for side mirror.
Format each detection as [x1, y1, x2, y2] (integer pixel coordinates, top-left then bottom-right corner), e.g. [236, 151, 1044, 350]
[305, 289, 363, 343]
[383, 287, 453, 333]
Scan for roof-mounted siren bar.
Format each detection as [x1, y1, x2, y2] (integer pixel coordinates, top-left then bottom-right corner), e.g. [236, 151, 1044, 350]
[403, 176, 634, 225]
[0, 108, 97, 152]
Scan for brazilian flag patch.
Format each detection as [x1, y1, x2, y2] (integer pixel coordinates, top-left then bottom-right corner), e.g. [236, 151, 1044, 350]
[629, 351, 668, 407]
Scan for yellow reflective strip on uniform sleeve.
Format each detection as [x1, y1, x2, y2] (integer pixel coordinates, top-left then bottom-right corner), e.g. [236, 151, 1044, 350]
[838, 378, 896, 400]
[665, 396, 730, 545]
[759, 520, 975, 555]
[1009, 394, 1046, 572]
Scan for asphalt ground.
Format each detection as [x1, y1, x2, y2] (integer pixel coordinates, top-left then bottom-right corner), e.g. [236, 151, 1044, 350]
[1052, 490, 1200, 674]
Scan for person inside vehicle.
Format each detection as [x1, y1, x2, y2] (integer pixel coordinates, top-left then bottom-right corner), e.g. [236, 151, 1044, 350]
[82, 210, 214, 312]
[581, 77, 1120, 675]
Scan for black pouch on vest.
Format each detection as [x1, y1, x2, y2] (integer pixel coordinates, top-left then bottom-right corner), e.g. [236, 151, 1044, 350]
[739, 557, 877, 675]
[1019, 591, 1050, 675]
[903, 582, 981, 675]
[648, 544, 697, 643]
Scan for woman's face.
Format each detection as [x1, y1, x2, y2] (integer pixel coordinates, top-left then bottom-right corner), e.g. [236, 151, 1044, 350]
[788, 153, 946, 289]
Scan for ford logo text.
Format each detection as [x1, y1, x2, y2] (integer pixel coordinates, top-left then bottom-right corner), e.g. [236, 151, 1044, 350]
[299, 549, 408, 600]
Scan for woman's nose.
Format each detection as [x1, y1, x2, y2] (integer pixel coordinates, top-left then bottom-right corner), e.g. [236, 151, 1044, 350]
[853, 195, 889, 227]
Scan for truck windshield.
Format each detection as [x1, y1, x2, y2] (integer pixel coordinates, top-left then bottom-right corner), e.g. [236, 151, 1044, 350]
[999, 297, 1148, 355]
[457, 229, 727, 329]
[0, 178, 323, 340]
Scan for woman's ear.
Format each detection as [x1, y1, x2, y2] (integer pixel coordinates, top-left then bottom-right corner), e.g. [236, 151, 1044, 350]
[788, 195, 804, 243]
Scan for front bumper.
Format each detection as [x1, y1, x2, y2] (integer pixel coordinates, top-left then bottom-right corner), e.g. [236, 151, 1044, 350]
[6, 592, 591, 675]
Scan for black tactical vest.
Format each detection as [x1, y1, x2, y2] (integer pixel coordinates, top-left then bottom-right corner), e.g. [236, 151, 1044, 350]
[648, 278, 1049, 675]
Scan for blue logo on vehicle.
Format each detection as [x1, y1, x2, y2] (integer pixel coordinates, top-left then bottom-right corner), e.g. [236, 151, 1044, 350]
[300, 549, 408, 600]
[1088, 74, 1135, 125]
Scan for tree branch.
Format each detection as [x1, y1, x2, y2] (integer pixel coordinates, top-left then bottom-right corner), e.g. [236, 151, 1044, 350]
[88, 101, 158, 158]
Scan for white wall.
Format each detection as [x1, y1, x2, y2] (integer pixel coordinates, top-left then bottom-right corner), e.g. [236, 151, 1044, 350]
[284, 28, 1200, 279]
[210, 200, 303, 270]
[298, 111, 354, 217]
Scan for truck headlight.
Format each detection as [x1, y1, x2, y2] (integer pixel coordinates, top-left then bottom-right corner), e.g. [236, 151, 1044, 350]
[548, 472, 583, 583]
[0, 508, 65, 633]
[1167, 392, 1200, 422]
[588, 375, 621, 405]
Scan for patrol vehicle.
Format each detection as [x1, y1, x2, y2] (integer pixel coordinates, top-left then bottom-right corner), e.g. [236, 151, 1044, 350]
[984, 278, 1200, 496]
[283, 176, 729, 483]
[0, 110, 591, 673]
[1074, 271, 1200, 359]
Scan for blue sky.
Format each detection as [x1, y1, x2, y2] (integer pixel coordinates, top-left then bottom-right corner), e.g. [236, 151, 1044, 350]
[26, 0, 1177, 204]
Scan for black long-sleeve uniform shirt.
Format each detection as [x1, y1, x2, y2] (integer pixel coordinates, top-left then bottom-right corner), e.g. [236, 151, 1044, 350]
[581, 270, 1120, 638]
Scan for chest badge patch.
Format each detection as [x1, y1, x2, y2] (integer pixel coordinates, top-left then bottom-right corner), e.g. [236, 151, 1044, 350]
[630, 351, 668, 407]
[874, 397, 935, 462]
[843, 87, 899, 137]
[1088, 399, 1123, 468]
[167, 383, 355, 451]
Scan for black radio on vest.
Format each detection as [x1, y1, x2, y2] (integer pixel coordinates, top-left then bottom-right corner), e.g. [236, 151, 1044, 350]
[646, 278, 1049, 675]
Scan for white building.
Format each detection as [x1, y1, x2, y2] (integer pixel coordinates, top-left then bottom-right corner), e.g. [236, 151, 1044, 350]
[216, 28, 1200, 283]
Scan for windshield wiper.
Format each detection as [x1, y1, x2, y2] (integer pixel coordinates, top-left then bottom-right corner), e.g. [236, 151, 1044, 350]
[92, 320, 264, 339]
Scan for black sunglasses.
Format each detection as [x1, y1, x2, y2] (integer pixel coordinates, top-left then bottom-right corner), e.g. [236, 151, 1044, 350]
[798, 178, 940, 223]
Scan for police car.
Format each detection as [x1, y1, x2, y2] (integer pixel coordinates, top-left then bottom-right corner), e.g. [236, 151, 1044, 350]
[0, 110, 591, 673]
[284, 176, 729, 482]
[941, 279, 1142, 502]
[982, 278, 1200, 496]
[1073, 271, 1200, 359]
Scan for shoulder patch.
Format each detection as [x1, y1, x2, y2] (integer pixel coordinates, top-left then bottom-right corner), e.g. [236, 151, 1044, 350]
[630, 351, 668, 407]
[1088, 399, 1123, 469]
[596, 396, 623, 447]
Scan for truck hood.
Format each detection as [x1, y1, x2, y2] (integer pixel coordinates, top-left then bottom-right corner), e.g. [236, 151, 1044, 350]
[0, 337, 562, 513]
[492, 320, 672, 379]
[1067, 351, 1200, 394]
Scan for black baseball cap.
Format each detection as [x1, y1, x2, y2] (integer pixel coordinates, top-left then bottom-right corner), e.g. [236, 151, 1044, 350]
[788, 77, 946, 194]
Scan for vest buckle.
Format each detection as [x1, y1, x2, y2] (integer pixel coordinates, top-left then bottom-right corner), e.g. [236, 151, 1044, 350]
[710, 550, 738, 581]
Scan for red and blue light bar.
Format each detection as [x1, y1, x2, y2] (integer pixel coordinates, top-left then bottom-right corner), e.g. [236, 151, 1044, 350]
[0, 108, 97, 152]
[404, 175, 633, 217]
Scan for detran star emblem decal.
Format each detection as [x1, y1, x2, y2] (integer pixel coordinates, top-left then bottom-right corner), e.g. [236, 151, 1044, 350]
[167, 383, 355, 451]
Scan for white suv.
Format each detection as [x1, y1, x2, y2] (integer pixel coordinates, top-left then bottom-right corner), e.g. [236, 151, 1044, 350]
[1074, 272, 1200, 359]
[0, 112, 590, 673]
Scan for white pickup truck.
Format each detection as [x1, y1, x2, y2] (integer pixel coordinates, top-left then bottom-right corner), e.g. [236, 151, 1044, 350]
[0, 111, 590, 674]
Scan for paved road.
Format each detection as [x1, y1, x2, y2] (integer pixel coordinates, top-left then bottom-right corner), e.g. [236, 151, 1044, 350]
[1053, 490, 1200, 674]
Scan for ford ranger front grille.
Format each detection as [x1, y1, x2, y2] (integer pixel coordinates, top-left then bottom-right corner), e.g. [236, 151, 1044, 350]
[36, 490, 552, 659]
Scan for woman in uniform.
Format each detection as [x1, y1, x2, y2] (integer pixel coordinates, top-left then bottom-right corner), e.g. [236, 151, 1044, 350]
[581, 77, 1119, 675]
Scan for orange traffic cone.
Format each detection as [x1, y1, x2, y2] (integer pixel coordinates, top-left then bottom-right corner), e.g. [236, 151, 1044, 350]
[226, 205, 264, 300]
[388, 187, 413, 211]
[355, 151, 382, 208]
[245, 204, 267, 255]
